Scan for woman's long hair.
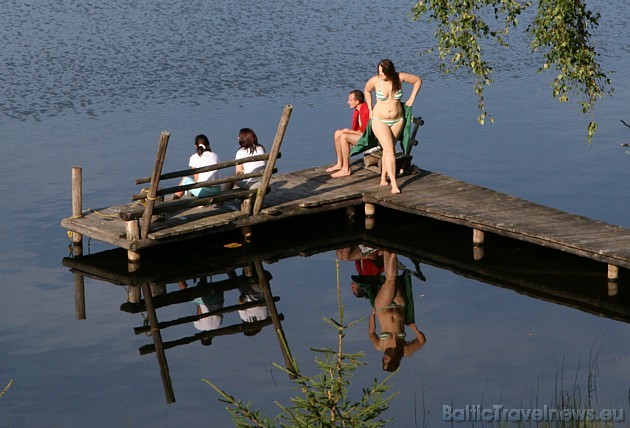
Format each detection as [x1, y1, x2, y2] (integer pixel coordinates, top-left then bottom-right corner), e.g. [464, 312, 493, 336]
[378, 59, 401, 94]
[238, 128, 263, 155]
[195, 134, 211, 156]
[382, 339, 405, 372]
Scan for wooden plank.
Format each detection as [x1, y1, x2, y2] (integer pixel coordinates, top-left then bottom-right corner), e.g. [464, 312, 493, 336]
[60, 163, 630, 270]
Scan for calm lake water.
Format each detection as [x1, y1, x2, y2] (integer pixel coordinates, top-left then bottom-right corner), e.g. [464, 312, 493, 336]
[1, 1, 629, 427]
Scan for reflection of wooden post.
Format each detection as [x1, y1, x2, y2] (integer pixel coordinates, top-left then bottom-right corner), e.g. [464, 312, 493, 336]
[253, 104, 293, 215]
[141, 282, 175, 404]
[253, 260, 297, 379]
[128, 285, 141, 303]
[71, 166, 83, 244]
[608, 281, 618, 296]
[74, 272, 85, 320]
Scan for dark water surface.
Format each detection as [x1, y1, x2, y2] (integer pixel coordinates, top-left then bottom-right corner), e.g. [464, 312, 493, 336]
[1, 1, 629, 426]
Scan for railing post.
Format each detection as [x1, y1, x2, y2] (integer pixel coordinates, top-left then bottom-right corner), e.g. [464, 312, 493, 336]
[253, 104, 292, 215]
[141, 131, 170, 239]
[71, 166, 83, 244]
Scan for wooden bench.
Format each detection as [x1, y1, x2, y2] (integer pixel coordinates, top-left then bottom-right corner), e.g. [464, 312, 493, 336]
[120, 153, 280, 221]
[115, 105, 292, 260]
[363, 116, 424, 175]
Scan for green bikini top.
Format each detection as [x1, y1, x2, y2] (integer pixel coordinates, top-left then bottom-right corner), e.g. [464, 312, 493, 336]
[380, 331, 406, 340]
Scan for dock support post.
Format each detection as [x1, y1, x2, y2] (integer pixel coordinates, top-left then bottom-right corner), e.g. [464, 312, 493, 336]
[607, 264, 619, 281]
[126, 220, 141, 266]
[241, 198, 253, 242]
[71, 166, 83, 244]
[473, 229, 485, 245]
[365, 203, 375, 229]
[473, 229, 485, 261]
[345, 206, 355, 222]
[607, 265, 619, 296]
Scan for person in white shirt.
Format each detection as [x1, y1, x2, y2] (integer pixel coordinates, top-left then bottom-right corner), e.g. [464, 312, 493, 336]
[222, 128, 266, 191]
[172, 134, 221, 199]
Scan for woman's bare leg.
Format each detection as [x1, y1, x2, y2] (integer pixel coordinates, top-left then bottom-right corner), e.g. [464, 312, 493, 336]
[372, 121, 401, 193]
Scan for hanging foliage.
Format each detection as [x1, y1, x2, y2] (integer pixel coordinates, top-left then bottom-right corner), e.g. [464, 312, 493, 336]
[411, 0, 613, 142]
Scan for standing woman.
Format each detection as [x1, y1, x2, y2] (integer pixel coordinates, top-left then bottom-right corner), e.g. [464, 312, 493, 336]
[223, 128, 266, 191]
[364, 59, 422, 194]
[172, 134, 221, 199]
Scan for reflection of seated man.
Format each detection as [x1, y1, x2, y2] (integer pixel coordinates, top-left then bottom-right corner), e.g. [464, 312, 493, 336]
[337, 247, 426, 372]
[178, 278, 224, 332]
[336, 245, 384, 297]
[238, 282, 269, 337]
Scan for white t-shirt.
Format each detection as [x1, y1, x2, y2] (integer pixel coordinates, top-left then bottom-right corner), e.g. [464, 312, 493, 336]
[235, 145, 266, 175]
[193, 303, 223, 331]
[189, 151, 220, 182]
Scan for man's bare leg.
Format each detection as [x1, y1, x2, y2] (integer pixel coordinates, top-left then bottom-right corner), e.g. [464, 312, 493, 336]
[326, 129, 344, 172]
[331, 133, 360, 178]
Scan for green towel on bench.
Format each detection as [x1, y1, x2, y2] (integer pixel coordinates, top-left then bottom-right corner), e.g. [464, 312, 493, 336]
[350, 104, 414, 156]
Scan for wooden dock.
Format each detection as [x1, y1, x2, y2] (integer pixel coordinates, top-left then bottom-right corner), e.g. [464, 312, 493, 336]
[61, 160, 630, 280]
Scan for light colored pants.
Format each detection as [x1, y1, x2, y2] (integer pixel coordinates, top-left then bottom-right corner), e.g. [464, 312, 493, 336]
[181, 177, 221, 197]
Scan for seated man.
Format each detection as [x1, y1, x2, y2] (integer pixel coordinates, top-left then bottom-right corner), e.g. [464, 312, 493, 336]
[326, 90, 370, 177]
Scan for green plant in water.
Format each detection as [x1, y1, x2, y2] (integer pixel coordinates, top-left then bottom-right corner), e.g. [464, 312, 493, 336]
[1, 379, 13, 399]
[204, 260, 399, 427]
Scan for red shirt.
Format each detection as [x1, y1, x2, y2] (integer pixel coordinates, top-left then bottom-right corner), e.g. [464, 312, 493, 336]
[355, 258, 384, 276]
[351, 102, 370, 133]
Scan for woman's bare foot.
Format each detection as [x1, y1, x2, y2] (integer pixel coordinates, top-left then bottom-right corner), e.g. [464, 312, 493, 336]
[380, 180, 388, 187]
[331, 169, 351, 178]
[391, 186, 401, 194]
[325, 164, 342, 172]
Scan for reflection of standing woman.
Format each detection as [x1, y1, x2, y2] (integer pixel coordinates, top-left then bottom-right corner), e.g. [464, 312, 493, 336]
[369, 251, 426, 372]
[172, 134, 221, 199]
[364, 59, 422, 194]
[223, 128, 266, 191]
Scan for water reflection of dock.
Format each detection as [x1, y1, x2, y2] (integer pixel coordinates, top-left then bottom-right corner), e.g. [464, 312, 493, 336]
[63, 216, 628, 403]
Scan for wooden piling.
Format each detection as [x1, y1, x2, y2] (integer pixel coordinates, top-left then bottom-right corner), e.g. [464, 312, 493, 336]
[141, 131, 170, 239]
[365, 203, 375, 217]
[473, 229, 485, 245]
[253, 104, 292, 215]
[345, 206, 355, 222]
[71, 166, 83, 244]
[125, 220, 141, 264]
[607, 264, 619, 281]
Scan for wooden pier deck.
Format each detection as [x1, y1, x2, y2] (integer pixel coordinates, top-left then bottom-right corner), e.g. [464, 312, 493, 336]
[61, 160, 630, 275]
